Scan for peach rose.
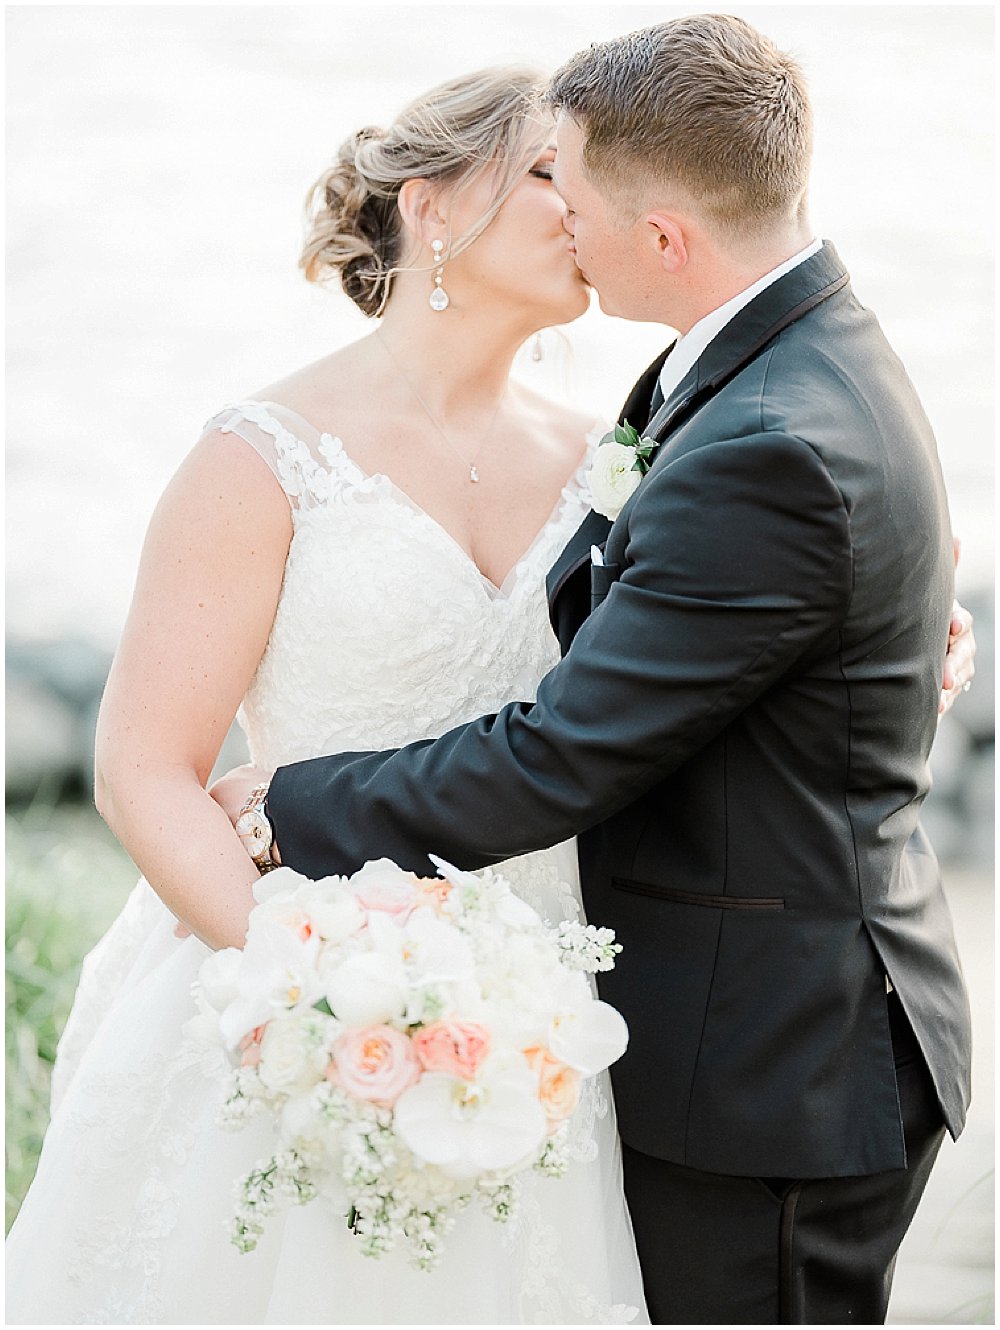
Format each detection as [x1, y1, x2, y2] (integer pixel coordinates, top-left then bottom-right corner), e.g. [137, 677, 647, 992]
[238, 1024, 267, 1068]
[524, 1045, 582, 1132]
[412, 1021, 492, 1081]
[333, 1024, 422, 1107]
[415, 876, 453, 912]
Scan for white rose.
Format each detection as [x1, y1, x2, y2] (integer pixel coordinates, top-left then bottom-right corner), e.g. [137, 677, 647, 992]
[587, 442, 643, 520]
[258, 1014, 332, 1094]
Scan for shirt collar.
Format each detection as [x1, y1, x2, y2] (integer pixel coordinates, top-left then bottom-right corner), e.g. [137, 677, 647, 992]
[657, 238, 823, 405]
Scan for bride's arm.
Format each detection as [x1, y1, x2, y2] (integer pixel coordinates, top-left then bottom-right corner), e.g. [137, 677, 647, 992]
[94, 431, 292, 950]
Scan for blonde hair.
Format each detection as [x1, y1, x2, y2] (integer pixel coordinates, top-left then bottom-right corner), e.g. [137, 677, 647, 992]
[301, 67, 549, 316]
[547, 14, 812, 237]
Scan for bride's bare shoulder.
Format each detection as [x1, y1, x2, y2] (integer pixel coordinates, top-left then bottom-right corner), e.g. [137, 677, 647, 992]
[244, 341, 372, 419]
[512, 382, 605, 462]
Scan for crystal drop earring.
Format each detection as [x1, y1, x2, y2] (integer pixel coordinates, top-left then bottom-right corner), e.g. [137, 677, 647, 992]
[531, 332, 544, 362]
[429, 239, 450, 311]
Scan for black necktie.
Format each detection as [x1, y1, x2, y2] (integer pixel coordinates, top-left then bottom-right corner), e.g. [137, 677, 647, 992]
[646, 380, 665, 428]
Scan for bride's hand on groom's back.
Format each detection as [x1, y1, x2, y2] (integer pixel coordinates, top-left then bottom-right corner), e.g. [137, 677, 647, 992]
[940, 600, 975, 714]
[940, 540, 976, 716]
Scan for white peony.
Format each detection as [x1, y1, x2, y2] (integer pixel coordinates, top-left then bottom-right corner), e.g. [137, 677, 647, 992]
[587, 441, 643, 520]
[393, 1062, 548, 1180]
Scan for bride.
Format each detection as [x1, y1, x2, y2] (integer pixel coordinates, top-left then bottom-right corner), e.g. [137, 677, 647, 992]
[5, 67, 649, 1324]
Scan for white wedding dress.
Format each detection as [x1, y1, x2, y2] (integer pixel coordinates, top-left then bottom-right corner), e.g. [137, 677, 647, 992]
[6, 401, 648, 1325]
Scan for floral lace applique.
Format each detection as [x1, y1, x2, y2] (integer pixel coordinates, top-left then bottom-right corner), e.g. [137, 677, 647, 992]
[10, 406, 647, 1326]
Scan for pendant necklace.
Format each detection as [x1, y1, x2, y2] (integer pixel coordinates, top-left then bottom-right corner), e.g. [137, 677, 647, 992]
[376, 330, 505, 484]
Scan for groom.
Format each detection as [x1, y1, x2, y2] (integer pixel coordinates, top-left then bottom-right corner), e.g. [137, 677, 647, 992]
[221, 16, 973, 1323]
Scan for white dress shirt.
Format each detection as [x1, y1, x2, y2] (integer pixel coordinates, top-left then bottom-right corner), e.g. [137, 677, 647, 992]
[657, 238, 823, 405]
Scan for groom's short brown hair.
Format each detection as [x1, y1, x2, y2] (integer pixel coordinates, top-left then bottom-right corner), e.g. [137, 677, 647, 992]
[547, 13, 812, 234]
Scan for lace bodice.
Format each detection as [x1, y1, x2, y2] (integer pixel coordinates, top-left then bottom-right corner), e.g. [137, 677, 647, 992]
[206, 401, 599, 769]
[8, 401, 647, 1327]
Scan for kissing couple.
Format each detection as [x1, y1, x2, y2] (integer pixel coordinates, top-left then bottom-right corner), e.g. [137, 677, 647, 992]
[8, 13, 974, 1326]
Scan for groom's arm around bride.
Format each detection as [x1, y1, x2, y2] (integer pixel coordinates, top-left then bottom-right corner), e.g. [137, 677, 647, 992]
[235, 16, 972, 1324]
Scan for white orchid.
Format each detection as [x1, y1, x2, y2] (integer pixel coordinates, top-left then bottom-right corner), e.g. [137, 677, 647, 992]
[194, 946, 242, 1014]
[219, 918, 322, 1048]
[548, 994, 629, 1076]
[205, 854, 630, 1271]
[393, 1060, 547, 1180]
[398, 907, 476, 987]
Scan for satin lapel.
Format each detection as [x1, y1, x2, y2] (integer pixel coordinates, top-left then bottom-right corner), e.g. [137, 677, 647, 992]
[545, 244, 849, 625]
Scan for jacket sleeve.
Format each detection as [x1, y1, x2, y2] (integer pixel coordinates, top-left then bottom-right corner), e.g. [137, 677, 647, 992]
[266, 432, 853, 878]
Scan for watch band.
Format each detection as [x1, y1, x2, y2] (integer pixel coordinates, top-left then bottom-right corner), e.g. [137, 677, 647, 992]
[236, 783, 276, 872]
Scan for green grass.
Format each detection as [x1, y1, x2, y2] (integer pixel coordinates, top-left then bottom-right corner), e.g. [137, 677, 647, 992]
[5, 801, 136, 1233]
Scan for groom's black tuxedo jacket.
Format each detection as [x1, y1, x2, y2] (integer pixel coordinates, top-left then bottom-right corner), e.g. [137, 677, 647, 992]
[268, 243, 972, 1178]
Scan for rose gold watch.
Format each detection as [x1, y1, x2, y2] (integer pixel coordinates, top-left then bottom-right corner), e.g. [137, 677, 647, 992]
[235, 784, 277, 873]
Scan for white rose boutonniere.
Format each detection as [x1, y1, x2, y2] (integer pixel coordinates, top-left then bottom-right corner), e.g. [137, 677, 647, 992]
[586, 421, 659, 520]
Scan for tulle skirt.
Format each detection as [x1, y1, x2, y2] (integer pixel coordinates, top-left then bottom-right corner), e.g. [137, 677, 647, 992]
[6, 851, 649, 1325]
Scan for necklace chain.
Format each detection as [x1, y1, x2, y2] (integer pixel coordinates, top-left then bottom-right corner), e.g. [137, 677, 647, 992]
[376, 331, 505, 484]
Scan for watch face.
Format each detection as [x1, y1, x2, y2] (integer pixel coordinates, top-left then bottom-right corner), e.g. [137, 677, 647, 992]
[236, 809, 270, 857]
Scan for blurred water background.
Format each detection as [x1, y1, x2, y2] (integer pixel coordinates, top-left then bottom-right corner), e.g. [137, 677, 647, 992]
[5, 4, 994, 1320]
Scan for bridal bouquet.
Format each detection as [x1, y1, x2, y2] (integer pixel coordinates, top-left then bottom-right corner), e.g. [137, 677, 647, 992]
[188, 856, 628, 1269]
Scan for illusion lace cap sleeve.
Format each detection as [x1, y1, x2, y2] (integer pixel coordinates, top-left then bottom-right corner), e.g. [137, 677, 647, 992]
[201, 401, 359, 511]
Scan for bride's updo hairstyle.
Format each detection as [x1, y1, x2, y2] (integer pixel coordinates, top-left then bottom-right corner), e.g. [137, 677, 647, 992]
[300, 67, 548, 317]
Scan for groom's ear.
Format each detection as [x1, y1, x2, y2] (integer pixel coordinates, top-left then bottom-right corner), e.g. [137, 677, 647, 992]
[644, 212, 689, 274]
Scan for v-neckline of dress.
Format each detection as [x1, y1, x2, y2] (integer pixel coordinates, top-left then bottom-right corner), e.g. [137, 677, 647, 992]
[251, 400, 597, 601]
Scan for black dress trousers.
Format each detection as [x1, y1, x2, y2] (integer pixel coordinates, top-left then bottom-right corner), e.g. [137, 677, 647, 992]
[621, 994, 947, 1324]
